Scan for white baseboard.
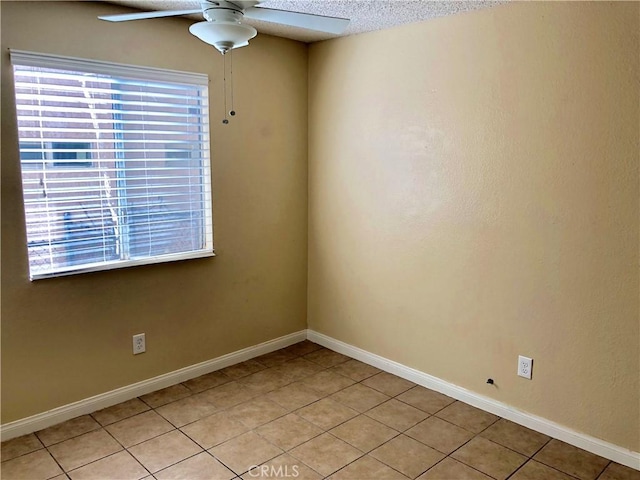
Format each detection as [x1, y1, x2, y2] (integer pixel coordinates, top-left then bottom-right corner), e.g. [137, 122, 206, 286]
[4, 328, 638, 470]
[307, 330, 640, 471]
[0, 330, 307, 442]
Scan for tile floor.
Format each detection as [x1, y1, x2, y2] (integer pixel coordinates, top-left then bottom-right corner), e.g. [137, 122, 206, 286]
[1, 341, 638, 480]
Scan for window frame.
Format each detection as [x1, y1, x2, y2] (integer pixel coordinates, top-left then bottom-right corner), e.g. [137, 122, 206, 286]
[11, 50, 215, 280]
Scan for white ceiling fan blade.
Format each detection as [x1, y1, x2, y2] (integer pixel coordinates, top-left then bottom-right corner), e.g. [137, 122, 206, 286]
[244, 7, 349, 34]
[99, 9, 202, 22]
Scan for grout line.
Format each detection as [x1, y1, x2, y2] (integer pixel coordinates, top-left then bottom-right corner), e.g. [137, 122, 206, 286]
[34, 420, 103, 449]
[102, 409, 175, 449]
[197, 449, 237, 480]
[44, 445, 67, 477]
[416, 456, 449, 479]
[504, 460, 530, 480]
[0, 435, 47, 464]
[594, 462, 612, 480]
[146, 449, 206, 477]
[529, 436, 553, 458]
[449, 458, 494, 480]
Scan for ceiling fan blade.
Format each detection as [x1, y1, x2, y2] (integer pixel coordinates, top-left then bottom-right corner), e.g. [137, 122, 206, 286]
[98, 9, 202, 22]
[244, 7, 349, 34]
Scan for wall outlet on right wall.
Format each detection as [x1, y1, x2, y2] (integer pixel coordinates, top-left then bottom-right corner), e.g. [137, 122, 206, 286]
[518, 355, 533, 379]
[133, 333, 146, 355]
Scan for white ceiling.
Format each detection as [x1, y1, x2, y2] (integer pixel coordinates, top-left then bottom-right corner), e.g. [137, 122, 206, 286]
[100, 1, 506, 43]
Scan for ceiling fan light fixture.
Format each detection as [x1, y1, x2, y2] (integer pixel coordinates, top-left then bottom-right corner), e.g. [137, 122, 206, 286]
[189, 21, 257, 54]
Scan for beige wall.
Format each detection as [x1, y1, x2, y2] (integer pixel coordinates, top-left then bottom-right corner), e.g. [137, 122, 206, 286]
[1, 1, 308, 423]
[308, 2, 639, 451]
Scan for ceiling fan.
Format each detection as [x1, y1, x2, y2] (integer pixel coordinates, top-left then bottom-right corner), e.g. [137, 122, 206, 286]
[99, 1, 350, 54]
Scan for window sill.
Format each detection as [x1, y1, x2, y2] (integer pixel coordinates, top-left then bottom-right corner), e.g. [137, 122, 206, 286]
[30, 250, 216, 281]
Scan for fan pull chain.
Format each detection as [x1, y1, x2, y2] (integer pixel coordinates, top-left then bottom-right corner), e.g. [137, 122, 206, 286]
[222, 52, 229, 124]
[229, 50, 235, 117]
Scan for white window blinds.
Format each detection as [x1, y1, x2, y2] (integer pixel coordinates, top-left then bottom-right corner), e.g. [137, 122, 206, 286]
[11, 50, 214, 280]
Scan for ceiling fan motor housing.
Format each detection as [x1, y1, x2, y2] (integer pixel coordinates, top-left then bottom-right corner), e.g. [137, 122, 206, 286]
[190, 1, 257, 54]
[202, 2, 244, 23]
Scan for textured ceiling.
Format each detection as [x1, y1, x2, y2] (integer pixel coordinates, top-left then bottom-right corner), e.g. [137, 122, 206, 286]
[100, 1, 506, 43]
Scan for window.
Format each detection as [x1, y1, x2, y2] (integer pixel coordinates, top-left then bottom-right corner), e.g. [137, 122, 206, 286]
[11, 50, 213, 280]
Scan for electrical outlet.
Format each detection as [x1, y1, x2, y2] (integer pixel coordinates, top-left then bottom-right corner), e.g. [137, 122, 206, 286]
[133, 333, 146, 355]
[518, 355, 532, 379]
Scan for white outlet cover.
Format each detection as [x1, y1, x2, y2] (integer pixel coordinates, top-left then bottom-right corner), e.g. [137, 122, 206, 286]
[133, 333, 146, 355]
[518, 355, 532, 379]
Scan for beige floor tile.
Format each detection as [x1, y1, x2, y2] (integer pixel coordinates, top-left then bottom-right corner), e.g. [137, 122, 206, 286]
[1, 433, 44, 462]
[52, 475, 70, 480]
[300, 370, 355, 396]
[397, 386, 455, 414]
[255, 350, 298, 368]
[509, 460, 577, 480]
[452, 437, 527, 480]
[238, 368, 294, 394]
[220, 360, 266, 379]
[48, 429, 122, 472]
[283, 341, 323, 357]
[266, 382, 323, 411]
[139, 384, 192, 408]
[129, 430, 202, 473]
[417, 458, 491, 480]
[229, 398, 288, 429]
[362, 372, 416, 397]
[271, 358, 325, 381]
[0, 449, 63, 480]
[180, 411, 248, 449]
[328, 455, 409, 480]
[435, 402, 499, 434]
[255, 413, 323, 451]
[330, 383, 389, 413]
[303, 349, 350, 368]
[243, 453, 323, 480]
[297, 398, 359, 430]
[480, 419, 550, 457]
[197, 381, 259, 409]
[91, 399, 151, 427]
[370, 434, 444, 479]
[67, 450, 147, 480]
[155, 393, 218, 428]
[209, 431, 283, 475]
[533, 440, 610, 480]
[154, 451, 234, 480]
[366, 399, 429, 432]
[330, 415, 398, 453]
[406, 416, 473, 454]
[181, 371, 231, 394]
[36, 416, 101, 447]
[289, 433, 362, 477]
[330, 359, 382, 382]
[105, 411, 174, 448]
[599, 462, 640, 480]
